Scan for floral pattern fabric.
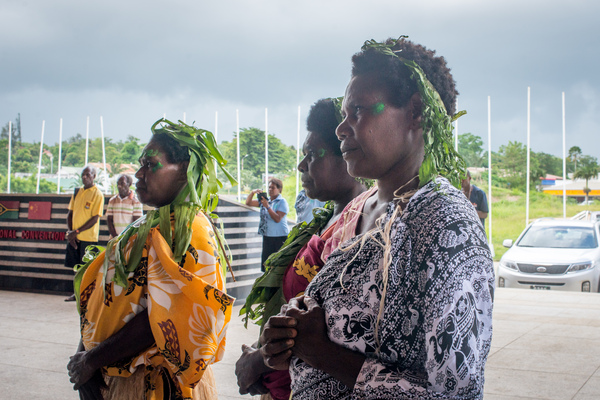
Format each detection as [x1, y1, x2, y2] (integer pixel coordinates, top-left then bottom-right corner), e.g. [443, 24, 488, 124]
[290, 178, 495, 399]
[78, 213, 234, 400]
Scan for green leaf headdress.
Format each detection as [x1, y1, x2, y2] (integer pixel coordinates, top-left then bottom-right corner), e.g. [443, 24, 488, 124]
[74, 119, 237, 304]
[361, 36, 467, 188]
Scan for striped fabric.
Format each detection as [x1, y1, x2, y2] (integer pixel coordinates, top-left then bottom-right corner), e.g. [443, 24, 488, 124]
[106, 192, 143, 235]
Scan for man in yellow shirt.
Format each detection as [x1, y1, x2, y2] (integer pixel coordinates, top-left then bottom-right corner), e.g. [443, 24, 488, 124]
[64, 165, 104, 301]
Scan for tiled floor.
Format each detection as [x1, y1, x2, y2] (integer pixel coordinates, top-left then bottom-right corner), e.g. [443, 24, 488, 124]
[1, 288, 600, 399]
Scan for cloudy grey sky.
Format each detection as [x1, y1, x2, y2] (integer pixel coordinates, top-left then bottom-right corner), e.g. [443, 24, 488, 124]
[2, 0, 599, 161]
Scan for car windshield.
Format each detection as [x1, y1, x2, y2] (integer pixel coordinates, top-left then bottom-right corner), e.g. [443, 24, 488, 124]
[518, 226, 598, 249]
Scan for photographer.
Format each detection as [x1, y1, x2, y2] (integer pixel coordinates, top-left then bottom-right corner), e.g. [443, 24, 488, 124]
[246, 178, 289, 271]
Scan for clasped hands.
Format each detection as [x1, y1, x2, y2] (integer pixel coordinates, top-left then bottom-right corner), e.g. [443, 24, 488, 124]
[260, 295, 331, 371]
[236, 295, 329, 395]
[67, 349, 106, 400]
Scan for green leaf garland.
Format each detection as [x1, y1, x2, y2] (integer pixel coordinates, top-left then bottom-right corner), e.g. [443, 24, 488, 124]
[73, 119, 237, 309]
[361, 37, 467, 188]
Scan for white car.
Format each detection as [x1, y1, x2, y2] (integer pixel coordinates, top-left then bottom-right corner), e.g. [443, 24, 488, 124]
[498, 219, 600, 292]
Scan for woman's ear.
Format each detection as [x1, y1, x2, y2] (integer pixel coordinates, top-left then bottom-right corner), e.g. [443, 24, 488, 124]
[178, 161, 189, 182]
[408, 92, 423, 129]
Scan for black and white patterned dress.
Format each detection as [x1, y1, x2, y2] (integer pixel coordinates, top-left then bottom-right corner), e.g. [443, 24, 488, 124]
[290, 178, 494, 399]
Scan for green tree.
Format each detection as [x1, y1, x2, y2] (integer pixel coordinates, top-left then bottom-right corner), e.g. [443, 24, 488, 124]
[3, 174, 57, 193]
[13, 147, 35, 173]
[107, 161, 126, 177]
[497, 141, 543, 191]
[573, 155, 599, 204]
[118, 136, 144, 164]
[535, 152, 563, 177]
[458, 133, 485, 167]
[568, 146, 582, 173]
[1, 113, 22, 149]
[218, 127, 296, 186]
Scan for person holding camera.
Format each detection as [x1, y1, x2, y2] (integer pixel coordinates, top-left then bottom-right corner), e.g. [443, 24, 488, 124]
[246, 178, 290, 271]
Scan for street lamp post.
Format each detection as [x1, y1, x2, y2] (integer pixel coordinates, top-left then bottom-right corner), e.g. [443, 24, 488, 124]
[241, 154, 250, 171]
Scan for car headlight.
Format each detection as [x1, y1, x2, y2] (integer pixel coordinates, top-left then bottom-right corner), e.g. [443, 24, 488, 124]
[567, 262, 594, 273]
[500, 259, 518, 271]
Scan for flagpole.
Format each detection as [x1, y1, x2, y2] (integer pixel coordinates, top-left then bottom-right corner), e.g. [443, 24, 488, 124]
[265, 108, 269, 191]
[296, 106, 301, 201]
[100, 116, 108, 193]
[454, 99, 459, 151]
[526, 87, 531, 227]
[7, 121, 12, 193]
[214, 111, 218, 143]
[183, 112, 186, 124]
[562, 92, 567, 218]
[488, 96, 493, 257]
[85, 116, 89, 166]
[214, 111, 219, 176]
[57, 118, 63, 194]
[236, 109, 241, 202]
[36, 120, 45, 194]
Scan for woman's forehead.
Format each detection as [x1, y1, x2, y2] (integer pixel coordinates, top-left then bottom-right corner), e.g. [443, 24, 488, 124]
[141, 142, 163, 158]
[345, 74, 389, 103]
[304, 132, 331, 153]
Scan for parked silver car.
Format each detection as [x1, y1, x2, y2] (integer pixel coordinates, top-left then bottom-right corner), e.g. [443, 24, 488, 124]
[498, 219, 600, 292]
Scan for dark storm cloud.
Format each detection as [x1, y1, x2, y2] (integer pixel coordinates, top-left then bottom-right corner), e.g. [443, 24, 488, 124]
[1, 0, 599, 160]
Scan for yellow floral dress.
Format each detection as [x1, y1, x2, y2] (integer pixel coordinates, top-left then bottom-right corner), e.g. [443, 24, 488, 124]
[78, 213, 234, 399]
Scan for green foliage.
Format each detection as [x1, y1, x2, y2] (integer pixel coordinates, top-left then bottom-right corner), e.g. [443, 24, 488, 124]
[568, 146, 582, 172]
[479, 171, 510, 189]
[241, 202, 334, 327]
[496, 141, 544, 191]
[1, 114, 22, 147]
[458, 133, 485, 167]
[0, 173, 57, 193]
[218, 127, 297, 183]
[573, 155, 600, 202]
[536, 152, 563, 177]
[282, 174, 298, 221]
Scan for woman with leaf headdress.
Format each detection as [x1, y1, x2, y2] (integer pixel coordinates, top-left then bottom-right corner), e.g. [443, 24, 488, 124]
[261, 38, 494, 399]
[67, 119, 236, 400]
[235, 98, 366, 400]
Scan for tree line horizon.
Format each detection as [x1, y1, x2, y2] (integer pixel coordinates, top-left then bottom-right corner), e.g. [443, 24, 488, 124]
[1, 117, 598, 195]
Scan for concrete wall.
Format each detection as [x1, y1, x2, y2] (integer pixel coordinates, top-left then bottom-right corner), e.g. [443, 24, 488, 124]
[0, 193, 264, 303]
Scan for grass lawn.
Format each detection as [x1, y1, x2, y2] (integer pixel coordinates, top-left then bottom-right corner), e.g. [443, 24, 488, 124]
[279, 175, 600, 261]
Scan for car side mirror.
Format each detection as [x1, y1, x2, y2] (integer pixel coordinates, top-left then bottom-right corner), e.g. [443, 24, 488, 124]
[502, 239, 513, 248]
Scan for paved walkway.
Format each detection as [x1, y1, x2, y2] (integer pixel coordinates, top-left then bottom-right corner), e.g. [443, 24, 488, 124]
[1, 288, 599, 399]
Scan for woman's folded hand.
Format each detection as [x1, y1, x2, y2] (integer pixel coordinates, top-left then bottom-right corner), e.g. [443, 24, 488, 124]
[235, 344, 270, 395]
[285, 295, 331, 369]
[260, 313, 297, 370]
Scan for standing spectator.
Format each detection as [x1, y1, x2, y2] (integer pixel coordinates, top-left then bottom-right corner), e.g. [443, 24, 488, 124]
[246, 178, 290, 271]
[64, 165, 104, 301]
[462, 170, 489, 228]
[106, 174, 143, 237]
[294, 188, 326, 225]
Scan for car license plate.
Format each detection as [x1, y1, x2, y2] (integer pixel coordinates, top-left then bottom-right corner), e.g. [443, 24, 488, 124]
[531, 285, 551, 290]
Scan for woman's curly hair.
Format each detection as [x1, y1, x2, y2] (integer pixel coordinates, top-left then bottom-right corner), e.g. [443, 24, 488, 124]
[306, 98, 343, 157]
[351, 38, 458, 116]
[150, 132, 191, 164]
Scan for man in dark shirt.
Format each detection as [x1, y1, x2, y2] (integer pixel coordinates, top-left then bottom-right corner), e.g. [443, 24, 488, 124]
[461, 170, 489, 228]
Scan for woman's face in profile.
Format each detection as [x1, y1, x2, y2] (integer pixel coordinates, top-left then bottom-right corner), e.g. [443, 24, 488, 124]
[135, 141, 188, 208]
[298, 131, 347, 202]
[336, 73, 424, 181]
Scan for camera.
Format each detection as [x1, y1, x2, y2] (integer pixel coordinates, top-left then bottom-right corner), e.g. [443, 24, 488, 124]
[257, 192, 268, 202]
